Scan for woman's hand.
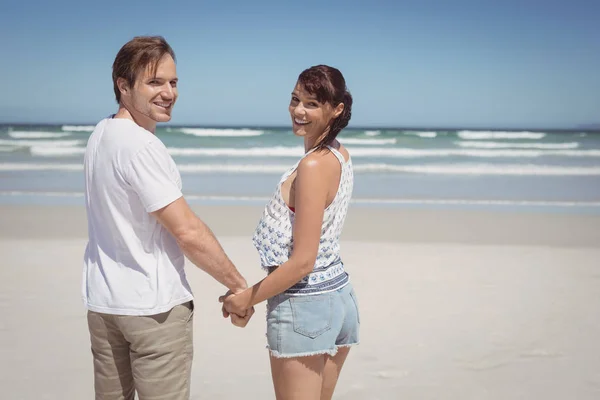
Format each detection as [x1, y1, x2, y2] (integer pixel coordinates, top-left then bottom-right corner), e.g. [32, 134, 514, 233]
[219, 290, 254, 327]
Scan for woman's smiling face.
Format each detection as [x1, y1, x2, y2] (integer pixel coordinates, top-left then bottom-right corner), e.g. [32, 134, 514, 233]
[289, 82, 340, 140]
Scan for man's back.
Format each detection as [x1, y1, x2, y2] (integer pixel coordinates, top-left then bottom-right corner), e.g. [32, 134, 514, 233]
[83, 117, 192, 316]
[83, 36, 249, 400]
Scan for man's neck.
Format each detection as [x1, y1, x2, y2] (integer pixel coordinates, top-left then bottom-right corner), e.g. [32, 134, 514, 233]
[114, 106, 157, 134]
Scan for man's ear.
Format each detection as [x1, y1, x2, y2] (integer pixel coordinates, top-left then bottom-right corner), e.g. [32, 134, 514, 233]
[333, 102, 344, 118]
[117, 77, 130, 97]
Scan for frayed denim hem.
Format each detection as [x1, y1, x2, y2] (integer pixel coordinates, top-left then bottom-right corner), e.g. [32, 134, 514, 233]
[267, 342, 359, 359]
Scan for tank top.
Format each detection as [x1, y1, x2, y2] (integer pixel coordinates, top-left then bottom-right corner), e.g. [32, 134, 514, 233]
[252, 145, 353, 295]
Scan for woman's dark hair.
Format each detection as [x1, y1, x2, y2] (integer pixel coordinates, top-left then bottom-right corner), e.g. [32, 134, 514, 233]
[297, 65, 352, 151]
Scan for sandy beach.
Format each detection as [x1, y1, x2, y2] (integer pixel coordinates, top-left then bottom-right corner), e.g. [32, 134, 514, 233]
[1, 204, 600, 399]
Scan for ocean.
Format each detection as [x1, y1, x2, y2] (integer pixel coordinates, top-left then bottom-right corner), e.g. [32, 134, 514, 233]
[1, 123, 600, 213]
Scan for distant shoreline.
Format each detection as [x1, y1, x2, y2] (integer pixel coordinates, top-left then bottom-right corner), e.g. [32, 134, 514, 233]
[1, 122, 599, 133]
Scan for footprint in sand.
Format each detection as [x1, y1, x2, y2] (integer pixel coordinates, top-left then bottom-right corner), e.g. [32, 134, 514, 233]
[373, 370, 410, 379]
[519, 349, 564, 359]
[457, 348, 563, 371]
[455, 350, 516, 371]
[359, 354, 380, 362]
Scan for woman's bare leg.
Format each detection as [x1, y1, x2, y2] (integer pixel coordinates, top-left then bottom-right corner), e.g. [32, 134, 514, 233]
[270, 354, 326, 400]
[320, 347, 351, 400]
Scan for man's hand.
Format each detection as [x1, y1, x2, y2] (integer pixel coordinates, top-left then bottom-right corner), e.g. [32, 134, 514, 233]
[219, 290, 254, 328]
[230, 306, 255, 328]
[219, 290, 247, 316]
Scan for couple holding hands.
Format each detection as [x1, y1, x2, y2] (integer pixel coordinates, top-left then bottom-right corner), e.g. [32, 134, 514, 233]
[83, 35, 359, 400]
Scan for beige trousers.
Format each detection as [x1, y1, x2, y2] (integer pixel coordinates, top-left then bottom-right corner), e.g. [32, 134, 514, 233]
[87, 302, 194, 400]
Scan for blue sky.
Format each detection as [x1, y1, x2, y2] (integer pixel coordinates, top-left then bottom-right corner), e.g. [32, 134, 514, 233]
[1, 0, 598, 129]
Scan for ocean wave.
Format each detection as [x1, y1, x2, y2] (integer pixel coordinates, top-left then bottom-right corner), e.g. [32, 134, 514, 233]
[166, 146, 304, 157]
[178, 128, 264, 137]
[456, 141, 580, 150]
[364, 130, 381, 136]
[354, 163, 600, 175]
[3, 162, 600, 176]
[30, 147, 86, 156]
[353, 198, 600, 207]
[404, 131, 438, 138]
[166, 146, 600, 158]
[178, 164, 287, 173]
[8, 131, 72, 139]
[0, 163, 282, 173]
[62, 125, 95, 132]
[457, 131, 546, 140]
[26, 144, 600, 158]
[0, 163, 83, 171]
[2, 190, 599, 208]
[0, 139, 84, 147]
[338, 138, 397, 145]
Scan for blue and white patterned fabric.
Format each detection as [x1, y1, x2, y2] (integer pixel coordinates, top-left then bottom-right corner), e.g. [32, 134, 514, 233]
[252, 145, 354, 296]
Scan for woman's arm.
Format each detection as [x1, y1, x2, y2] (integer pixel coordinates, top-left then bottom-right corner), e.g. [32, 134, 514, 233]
[221, 155, 330, 314]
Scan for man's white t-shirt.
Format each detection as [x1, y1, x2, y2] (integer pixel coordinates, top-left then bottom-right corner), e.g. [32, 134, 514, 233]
[82, 117, 193, 316]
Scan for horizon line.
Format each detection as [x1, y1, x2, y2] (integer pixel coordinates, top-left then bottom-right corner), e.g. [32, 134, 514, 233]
[1, 121, 599, 133]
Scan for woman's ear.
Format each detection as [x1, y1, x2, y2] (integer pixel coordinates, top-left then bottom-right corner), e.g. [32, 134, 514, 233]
[333, 102, 344, 118]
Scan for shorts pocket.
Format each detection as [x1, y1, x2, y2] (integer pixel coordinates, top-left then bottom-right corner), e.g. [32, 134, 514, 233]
[290, 296, 332, 339]
[350, 289, 360, 324]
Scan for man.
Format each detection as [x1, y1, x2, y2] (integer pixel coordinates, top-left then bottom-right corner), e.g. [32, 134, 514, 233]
[83, 36, 252, 400]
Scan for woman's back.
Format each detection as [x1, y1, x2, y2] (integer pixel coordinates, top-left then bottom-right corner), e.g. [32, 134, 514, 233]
[252, 144, 354, 281]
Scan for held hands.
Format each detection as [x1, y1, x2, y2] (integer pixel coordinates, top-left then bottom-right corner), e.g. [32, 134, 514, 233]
[219, 289, 255, 328]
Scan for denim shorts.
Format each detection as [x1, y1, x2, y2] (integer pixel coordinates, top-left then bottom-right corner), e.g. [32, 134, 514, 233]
[266, 282, 360, 358]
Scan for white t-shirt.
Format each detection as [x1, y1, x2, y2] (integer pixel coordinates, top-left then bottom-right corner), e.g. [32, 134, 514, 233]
[82, 117, 193, 316]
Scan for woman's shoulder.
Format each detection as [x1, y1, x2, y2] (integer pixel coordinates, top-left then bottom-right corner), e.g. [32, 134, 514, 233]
[297, 148, 347, 188]
[298, 148, 339, 172]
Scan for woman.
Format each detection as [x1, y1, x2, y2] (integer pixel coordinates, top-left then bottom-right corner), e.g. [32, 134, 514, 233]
[220, 64, 359, 400]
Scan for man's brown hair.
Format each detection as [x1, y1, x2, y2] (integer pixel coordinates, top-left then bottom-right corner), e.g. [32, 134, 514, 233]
[112, 36, 176, 103]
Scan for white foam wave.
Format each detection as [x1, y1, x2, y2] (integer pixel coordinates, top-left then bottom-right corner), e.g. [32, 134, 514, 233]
[0, 163, 83, 171]
[456, 141, 579, 150]
[3, 162, 600, 176]
[178, 164, 287, 173]
[364, 130, 381, 136]
[405, 131, 438, 138]
[339, 138, 397, 145]
[30, 147, 86, 156]
[2, 190, 599, 208]
[0, 139, 84, 147]
[457, 131, 546, 140]
[26, 143, 600, 158]
[8, 131, 71, 139]
[0, 191, 85, 197]
[179, 128, 264, 137]
[167, 146, 304, 157]
[353, 163, 600, 176]
[353, 198, 600, 208]
[340, 148, 600, 158]
[0, 163, 283, 173]
[164, 146, 600, 158]
[62, 125, 95, 132]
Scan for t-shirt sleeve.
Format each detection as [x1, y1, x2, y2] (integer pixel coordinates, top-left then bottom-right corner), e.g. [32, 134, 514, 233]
[124, 142, 183, 213]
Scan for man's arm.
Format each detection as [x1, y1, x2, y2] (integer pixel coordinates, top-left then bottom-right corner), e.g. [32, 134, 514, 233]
[152, 197, 247, 293]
